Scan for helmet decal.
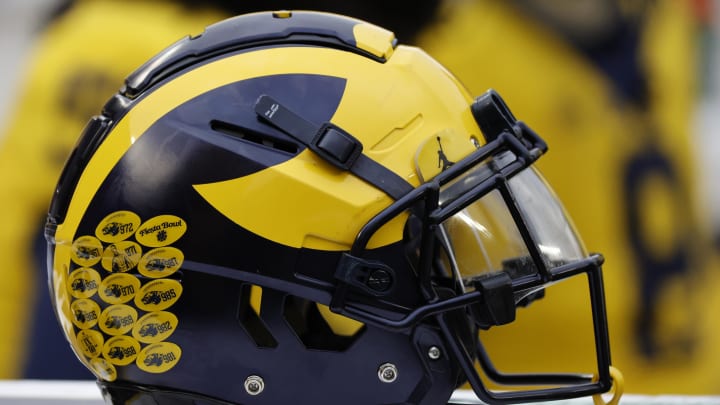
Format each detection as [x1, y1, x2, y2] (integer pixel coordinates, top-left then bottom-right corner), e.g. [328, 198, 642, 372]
[100, 241, 142, 273]
[137, 247, 184, 278]
[134, 279, 182, 312]
[132, 311, 178, 344]
[96, 211, 141, 243]
[60, 208, 189, 379]
[102, 335, 141, 367]
[68, 267, 101, 299]
[76, 328, 104, 359]
[89, 357, 118, 383]
[98, 304, 138, 336]
[70, 298, 101, 329]
[70, 236, 103, 267]
[99, 273, 140, 305]
[136, 342, 182, 374]
[135, 215, 186, 247]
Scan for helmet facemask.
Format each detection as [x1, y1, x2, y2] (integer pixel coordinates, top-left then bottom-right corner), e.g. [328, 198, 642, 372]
[326, 90, 618, 403]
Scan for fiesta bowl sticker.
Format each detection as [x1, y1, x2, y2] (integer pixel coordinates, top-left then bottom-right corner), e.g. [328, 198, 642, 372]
[70, 298, 101, 329]
[71, 236, 103, 267]
[76, 329, 104, 358]
[96, 210, 141, 243]
[137, 342, 181, 373]
[132, 311, 178, 344]
[89, 357, 117, 382]
[102, 335, 140, 366]
[68, 267, 101, 299]
[100, 273, 140, 305]
[138, 247, 184, 278]
[99, 304, 138, 336]
[135, 279, 182, 312]
[101, 241, 142, 273]
[136, 215, 186, 247]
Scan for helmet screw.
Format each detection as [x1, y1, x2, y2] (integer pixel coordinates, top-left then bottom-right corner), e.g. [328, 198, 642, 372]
[244, 375, 265, 396]
[428, 346, 441, 360]
[367, 269, 393, 292]
[378, 363, 398, 383]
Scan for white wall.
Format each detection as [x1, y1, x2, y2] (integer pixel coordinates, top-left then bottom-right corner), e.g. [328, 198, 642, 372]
[0, 0, 61, 134]
[695, 2, 720, 235]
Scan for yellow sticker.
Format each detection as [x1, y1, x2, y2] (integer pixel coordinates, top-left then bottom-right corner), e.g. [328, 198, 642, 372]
[101, 241, 142, 273]
[137, 342, 182, 373]
[135, 279, 182, 312]
[99, 304, 138, 336]
[70, 298, 101, 329]
[89, 357, 117, 382]
[138, 247, 184, 278]
[96, 210, 141, 243]
[76, 329, 104, 358]
[102, 335, 140, 366]
[132, 311, 178, 344]
[99, 273, 140, 305]
[71, 236, 103, 267]
[135, 215, 187, 247]
[68, 267, 101, 299]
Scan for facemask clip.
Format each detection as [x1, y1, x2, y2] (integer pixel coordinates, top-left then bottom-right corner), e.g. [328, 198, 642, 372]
[470, 272, 516, 329]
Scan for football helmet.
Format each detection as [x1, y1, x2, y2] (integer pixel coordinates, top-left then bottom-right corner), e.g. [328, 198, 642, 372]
[45, 11, 623, 405]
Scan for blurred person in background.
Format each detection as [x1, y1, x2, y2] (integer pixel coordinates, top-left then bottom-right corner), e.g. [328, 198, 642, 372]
[420, 0, 720, 395]
[0, 0, 440, 379]
[2, 0, 718, 396]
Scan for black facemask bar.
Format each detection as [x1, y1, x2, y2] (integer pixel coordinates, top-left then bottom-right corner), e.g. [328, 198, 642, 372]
[326, 91, 617, 403]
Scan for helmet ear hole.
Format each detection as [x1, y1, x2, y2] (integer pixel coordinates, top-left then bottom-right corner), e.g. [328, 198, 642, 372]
[237, 284, 278, 348]
[315, 303, 364, 336]
[283, 295, 365, 351]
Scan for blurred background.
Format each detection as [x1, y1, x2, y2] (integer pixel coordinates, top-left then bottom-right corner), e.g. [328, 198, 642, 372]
[0, 0, 718, 397]
[0, 1, 59, 130]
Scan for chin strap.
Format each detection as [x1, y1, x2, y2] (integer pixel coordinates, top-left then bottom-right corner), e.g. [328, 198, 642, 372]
[593, 366, 624, 405]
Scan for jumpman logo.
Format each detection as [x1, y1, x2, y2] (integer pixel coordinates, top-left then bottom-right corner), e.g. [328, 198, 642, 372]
[437, 136, 454, 171]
